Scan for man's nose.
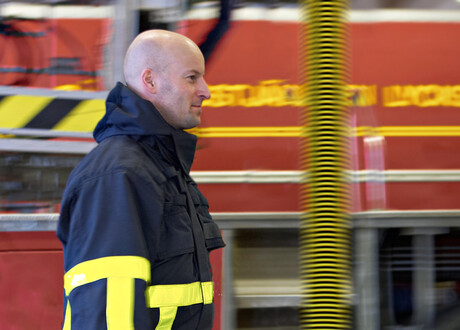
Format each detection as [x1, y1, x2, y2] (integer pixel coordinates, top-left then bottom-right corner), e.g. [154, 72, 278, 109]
[198, 78, 211, 100]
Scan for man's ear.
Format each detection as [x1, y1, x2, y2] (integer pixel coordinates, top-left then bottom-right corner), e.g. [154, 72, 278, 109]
[141, 68, 156, 93]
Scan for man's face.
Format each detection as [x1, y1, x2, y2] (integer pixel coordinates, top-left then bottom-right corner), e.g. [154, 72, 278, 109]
[153, 47, 211, 130]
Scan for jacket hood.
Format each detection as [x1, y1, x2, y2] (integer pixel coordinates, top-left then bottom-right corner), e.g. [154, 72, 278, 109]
[94, 82, 174, 141]
[93, 82, 197, 173]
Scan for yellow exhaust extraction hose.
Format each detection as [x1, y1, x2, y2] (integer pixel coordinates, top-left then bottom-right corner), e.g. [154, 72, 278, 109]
[300, 1, 352, 329]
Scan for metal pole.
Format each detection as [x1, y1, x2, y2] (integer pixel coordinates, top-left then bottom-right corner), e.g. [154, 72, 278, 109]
[221, 229, 236, 330]
[412, 232, 435, 328]
[108, 0, 140, 87]
[355, 227, 380, 330]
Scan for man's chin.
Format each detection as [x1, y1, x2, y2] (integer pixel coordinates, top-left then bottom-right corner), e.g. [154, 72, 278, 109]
[192, 117, 201, 128]
[182, 117, 201, 130]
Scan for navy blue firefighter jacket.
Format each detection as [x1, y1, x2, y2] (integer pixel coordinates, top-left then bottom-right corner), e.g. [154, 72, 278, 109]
[57, 82, 225, 329]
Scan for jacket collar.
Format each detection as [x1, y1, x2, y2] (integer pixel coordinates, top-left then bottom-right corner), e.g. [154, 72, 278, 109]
[93, 82, 197, 173]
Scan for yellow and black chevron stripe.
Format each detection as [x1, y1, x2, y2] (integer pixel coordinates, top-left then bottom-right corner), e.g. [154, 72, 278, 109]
[299, 1, 352, 329]
[0, 94, 105, 132]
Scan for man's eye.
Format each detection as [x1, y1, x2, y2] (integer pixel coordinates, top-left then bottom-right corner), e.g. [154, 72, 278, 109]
[187, 75, 197, 81]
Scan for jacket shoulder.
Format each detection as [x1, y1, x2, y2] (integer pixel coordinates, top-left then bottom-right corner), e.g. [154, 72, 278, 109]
[66, 136, 166, 192]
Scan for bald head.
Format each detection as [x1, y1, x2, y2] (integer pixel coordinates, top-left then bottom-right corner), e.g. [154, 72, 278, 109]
[121, 29, 211, 129]
[123, 30, 202, 94]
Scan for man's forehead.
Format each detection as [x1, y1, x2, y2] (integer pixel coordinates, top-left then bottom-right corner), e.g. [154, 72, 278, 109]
[177, 54, 206, 73]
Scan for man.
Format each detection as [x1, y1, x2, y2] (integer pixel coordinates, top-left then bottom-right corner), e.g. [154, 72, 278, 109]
[57, 30, 225, 329]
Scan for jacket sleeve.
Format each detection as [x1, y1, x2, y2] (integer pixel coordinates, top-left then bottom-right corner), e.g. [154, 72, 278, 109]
[58, 169, 163, 329]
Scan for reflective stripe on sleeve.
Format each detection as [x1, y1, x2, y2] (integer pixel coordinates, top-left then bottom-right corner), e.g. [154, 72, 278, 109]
[106, 277, 135, 330]
[62, 256, 151, 330]
[63, 300, 71, 330]
[64, 255, 151, 295]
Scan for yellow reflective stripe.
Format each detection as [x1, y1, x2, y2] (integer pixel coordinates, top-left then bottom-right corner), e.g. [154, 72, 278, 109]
[0, 95, 53, 128]
[187, 126, 302, 138]
[201, 282, 214, 304]
[64, 256, 150, 295]
[106, 278, 135, 330]
[146, 281, 214, 308]
[63, 300, 71, 330]
[156, 307, 178, 330]
[53, 99, 105, 132]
